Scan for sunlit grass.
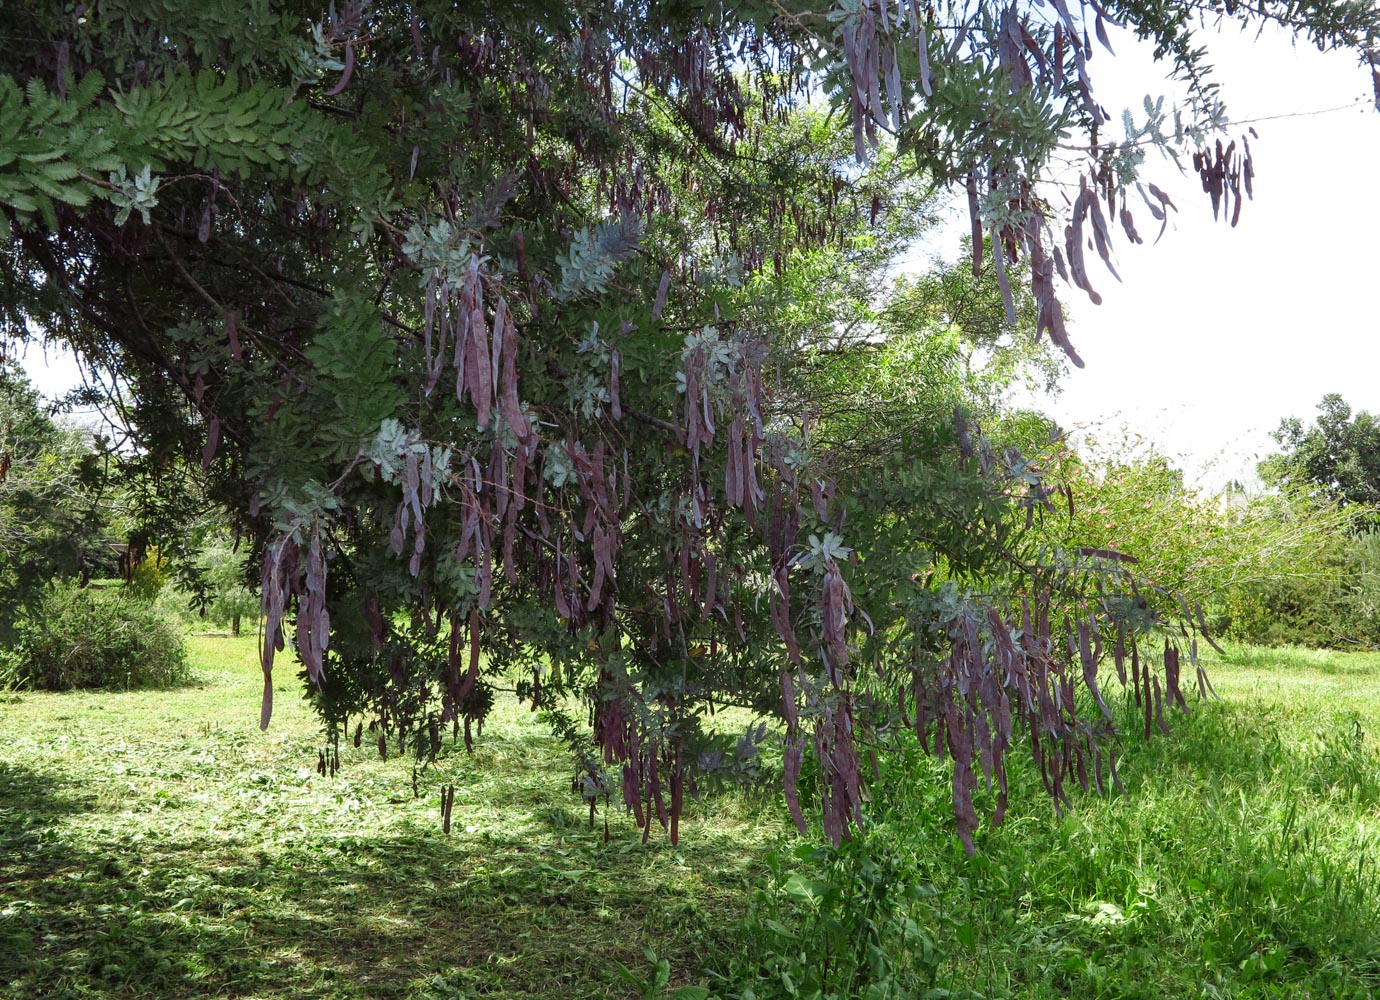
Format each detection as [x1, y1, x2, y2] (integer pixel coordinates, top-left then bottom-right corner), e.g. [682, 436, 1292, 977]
[5, 637, 1380, 997]
[863, 643, 1380, 999]
[0, 633, 786, 999]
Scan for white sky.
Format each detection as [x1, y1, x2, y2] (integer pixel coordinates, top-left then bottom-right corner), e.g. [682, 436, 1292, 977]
[16, 335, 104, 434]
[16, 335, 83, 397]
[1007, 18, 1380, 488]
[18, 17, 1380, 488]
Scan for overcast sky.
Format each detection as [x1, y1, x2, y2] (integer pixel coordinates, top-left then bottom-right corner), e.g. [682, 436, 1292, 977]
[18, 16, 1380, 488]
[1004, 18, 1380, 488]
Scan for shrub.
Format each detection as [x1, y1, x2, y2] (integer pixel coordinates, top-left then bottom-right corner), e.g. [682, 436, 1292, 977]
[3, 584, 190, 691]
[124, 544, 171, 601]
[1216, 529, 1380, 649]
[1040, 446, 1352, 634]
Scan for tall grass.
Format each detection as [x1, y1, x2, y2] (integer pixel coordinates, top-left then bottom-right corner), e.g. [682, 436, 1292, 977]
[843, 643, 1380, 999]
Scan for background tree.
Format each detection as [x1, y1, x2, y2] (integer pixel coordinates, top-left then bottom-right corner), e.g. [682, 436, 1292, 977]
[0, 363, 112, 640]
[1214, 394, 1380, 649]
[190, 534, 259, 636]
[1260, 394, 1380, 511]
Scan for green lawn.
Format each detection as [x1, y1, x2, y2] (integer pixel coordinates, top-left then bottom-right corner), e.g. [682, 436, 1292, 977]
[4, 636, 1380, 998]
[0, 635, 784, 999]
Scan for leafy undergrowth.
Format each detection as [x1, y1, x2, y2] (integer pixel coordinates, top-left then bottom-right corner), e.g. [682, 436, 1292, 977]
[5, 637, 1380, 998]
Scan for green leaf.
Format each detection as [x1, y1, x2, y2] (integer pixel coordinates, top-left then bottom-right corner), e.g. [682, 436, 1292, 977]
[782, 874, 829, 907]
[954, 920, 977, 948]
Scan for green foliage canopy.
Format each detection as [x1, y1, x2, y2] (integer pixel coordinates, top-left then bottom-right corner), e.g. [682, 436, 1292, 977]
[1261, 394, 1380, 512]
[1, 1, 1377, 848]
[0, 364, 111, 639]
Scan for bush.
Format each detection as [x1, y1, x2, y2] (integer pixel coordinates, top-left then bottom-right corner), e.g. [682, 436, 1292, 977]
[1214, 563, 1342, 648]
[3, 584, 190, 691]
[151, 581, 198, 627]
[1337, 529, 1380, 647]
[124, 544, 171, 601]
[1216, 529, 1380, 649]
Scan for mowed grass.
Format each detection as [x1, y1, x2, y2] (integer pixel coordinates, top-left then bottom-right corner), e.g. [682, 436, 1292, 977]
[4, 637, 1380, 998]
[0, 634, 787, 999]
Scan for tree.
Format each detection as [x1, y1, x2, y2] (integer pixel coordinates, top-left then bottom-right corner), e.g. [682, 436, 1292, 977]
[1260, 394, 1380, 511]
[1, 1, 1377, 848]
[0, 363, 111, 640]
[1225, 394, 1380, 648]
[194, 534, 260, 636]
[1032, 444, 1356, 647]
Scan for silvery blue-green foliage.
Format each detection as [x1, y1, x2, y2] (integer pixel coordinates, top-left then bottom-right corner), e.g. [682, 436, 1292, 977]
[542, 444, 575, 489]
[108, 164, 160, 226]
[257, 479, 340, 539]
[557, 216, 643, 300]
[401, 219, 473, 290]
[792, 532, 853, 574]
[365, 418, 452, 490]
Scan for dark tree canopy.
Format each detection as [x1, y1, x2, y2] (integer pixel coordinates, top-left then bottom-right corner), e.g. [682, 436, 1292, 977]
[1, 0, 1377, 849]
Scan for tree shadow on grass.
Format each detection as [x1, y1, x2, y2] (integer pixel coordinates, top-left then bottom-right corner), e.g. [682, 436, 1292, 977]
[0, 761, 104, 987]
[0, 759, 98, 825]
[1, 829, 758, 1000]
[0, 743, 773, 1000]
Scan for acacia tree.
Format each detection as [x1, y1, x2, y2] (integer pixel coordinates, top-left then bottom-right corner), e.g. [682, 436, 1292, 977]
[1, 1, 1377, 848]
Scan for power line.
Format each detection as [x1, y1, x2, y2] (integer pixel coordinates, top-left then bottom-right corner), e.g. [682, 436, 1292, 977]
[1222, 97, 1373, 127]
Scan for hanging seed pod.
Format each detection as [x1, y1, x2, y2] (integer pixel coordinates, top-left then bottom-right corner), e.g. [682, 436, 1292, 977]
[440, 784, 455, 834]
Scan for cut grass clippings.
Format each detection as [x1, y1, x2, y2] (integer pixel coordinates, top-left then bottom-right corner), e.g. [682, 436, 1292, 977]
[4, 636, 1380, 997]
[0, 634, 785, 999]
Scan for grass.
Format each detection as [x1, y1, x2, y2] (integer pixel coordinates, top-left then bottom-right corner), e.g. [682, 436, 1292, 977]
[868, 642, 1380, 999]
[4, 637, 1380, 997]
[0, 634, 786, 999]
